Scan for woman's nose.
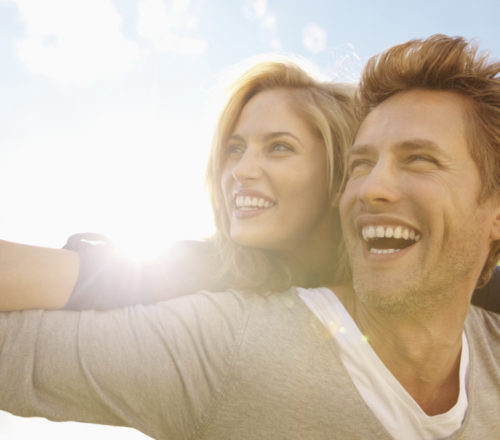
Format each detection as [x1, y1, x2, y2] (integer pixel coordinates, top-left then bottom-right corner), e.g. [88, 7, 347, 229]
[231, 148, 263, 183]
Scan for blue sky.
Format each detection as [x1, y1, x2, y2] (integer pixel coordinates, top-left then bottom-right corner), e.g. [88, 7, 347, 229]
[0, 0, 499, 437]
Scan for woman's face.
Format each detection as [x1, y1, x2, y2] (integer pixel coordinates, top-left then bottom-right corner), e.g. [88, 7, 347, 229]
[221, 88, 337, 254]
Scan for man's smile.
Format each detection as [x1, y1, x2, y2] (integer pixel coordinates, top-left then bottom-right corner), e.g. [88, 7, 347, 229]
[361, 224, 421, 255]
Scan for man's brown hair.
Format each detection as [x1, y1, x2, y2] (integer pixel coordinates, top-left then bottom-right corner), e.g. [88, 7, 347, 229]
[357, 34, 500, 286]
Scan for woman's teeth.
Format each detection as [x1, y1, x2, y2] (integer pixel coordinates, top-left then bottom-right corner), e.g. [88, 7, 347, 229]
[235, 196, 274, 210]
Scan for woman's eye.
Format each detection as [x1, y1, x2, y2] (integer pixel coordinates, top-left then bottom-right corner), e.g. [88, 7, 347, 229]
[226, 144, 245, 157]
[270, 142, 293, 153]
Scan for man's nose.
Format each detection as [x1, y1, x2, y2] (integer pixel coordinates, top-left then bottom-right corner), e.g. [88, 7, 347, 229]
[358, 161, 401, 206]
[231, 148, 263, 183]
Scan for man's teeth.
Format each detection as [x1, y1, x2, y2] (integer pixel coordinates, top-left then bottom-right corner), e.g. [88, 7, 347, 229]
[369, 248, 400, 254]
[361, 225, 420, 242]
[361, 225, 421, 255]
[235, 196, 274, 210]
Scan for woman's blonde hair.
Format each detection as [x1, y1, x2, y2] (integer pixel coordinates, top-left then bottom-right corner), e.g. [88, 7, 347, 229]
[206, 58, 359, 292]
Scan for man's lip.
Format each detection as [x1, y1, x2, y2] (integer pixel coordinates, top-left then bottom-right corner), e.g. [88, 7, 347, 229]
[363, 243, 416, 261]
[355, 214, 420, 232]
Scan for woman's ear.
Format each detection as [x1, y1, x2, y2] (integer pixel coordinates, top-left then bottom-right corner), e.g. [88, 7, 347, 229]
[330, 193, 341, 208]
[489, 204, 500, 241]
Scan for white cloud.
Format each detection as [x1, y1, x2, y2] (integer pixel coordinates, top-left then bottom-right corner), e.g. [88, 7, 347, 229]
[242, 0, 268, 20]
[302, 23, 327, 54]
[327, 43, 363, 82]
[270, 38, 281, 50]
[8, 0, 140, 86]
[136, 0, 207, 55]
[260, 12, 276, 31]
[242, 0, 278, 44]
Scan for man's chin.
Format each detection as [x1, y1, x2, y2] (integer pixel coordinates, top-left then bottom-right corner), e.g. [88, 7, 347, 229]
[351, 275, 423, 315]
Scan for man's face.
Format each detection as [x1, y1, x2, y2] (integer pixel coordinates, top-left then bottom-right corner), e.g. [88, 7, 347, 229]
[340, 89, 500, 313]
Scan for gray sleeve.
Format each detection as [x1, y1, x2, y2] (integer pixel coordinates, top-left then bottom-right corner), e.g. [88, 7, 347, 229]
[0, 290, 248, 439]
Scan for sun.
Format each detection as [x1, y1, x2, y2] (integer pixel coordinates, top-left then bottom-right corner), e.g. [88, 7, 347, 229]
[80, 108, 217, 262]
[2, 105, 215, 260]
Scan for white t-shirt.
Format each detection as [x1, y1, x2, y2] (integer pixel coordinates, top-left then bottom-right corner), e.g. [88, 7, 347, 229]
[298, 287, 469, 440]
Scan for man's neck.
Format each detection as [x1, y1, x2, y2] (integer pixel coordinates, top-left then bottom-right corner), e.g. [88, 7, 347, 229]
[333, 283, 468, 415]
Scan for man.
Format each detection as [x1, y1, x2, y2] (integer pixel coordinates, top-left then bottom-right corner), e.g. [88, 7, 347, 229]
[336, 34, 500, 437]
[0, 35, 499, 439]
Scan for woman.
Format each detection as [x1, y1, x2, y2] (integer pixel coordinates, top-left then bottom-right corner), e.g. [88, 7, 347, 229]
[0, 58, 498, 311]
[0, 58, 356, 310]
[206, 58, 356, 293]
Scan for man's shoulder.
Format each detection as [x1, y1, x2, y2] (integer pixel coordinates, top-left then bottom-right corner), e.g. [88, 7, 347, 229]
[466, 305, 500, 345]
[467, 304, 500, 322]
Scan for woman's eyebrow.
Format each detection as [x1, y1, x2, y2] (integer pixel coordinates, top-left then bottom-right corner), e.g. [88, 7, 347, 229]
[262, 131, 298, 140]
[262, 131, 304, 147]
[227, 131, 305, 148]
[227, 134, 245, 142]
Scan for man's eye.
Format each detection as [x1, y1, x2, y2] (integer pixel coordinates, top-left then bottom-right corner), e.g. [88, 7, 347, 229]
[408, 155, 439, 166]
[411, 155, 431, 162]
[348, 159, 372, 175]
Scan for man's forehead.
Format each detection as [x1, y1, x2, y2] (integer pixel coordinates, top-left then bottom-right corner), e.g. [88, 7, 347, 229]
[351, 89, 470, 156]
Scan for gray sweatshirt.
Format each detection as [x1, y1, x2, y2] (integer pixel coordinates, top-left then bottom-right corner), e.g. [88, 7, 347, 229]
[0, 288, 499, 439]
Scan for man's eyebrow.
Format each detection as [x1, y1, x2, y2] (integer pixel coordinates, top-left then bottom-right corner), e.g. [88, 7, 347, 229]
[348, 144, 372, 158]
[396, 139, 441, 152]
[349, 139, 443, 156]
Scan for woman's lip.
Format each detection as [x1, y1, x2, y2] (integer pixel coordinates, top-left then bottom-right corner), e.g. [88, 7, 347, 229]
[233, 205, 274, 219]
[232, 189, 275, 202]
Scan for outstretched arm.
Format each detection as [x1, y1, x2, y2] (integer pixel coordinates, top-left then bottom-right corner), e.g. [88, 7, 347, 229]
[0, 291, 245, 439]
[0, 240, 79, 311]
[63, 234, 226, 309]
[0, 234, 226, 311]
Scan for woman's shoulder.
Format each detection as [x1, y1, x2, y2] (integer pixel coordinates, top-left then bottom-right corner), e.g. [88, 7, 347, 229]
[63, 233, 223, 310]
